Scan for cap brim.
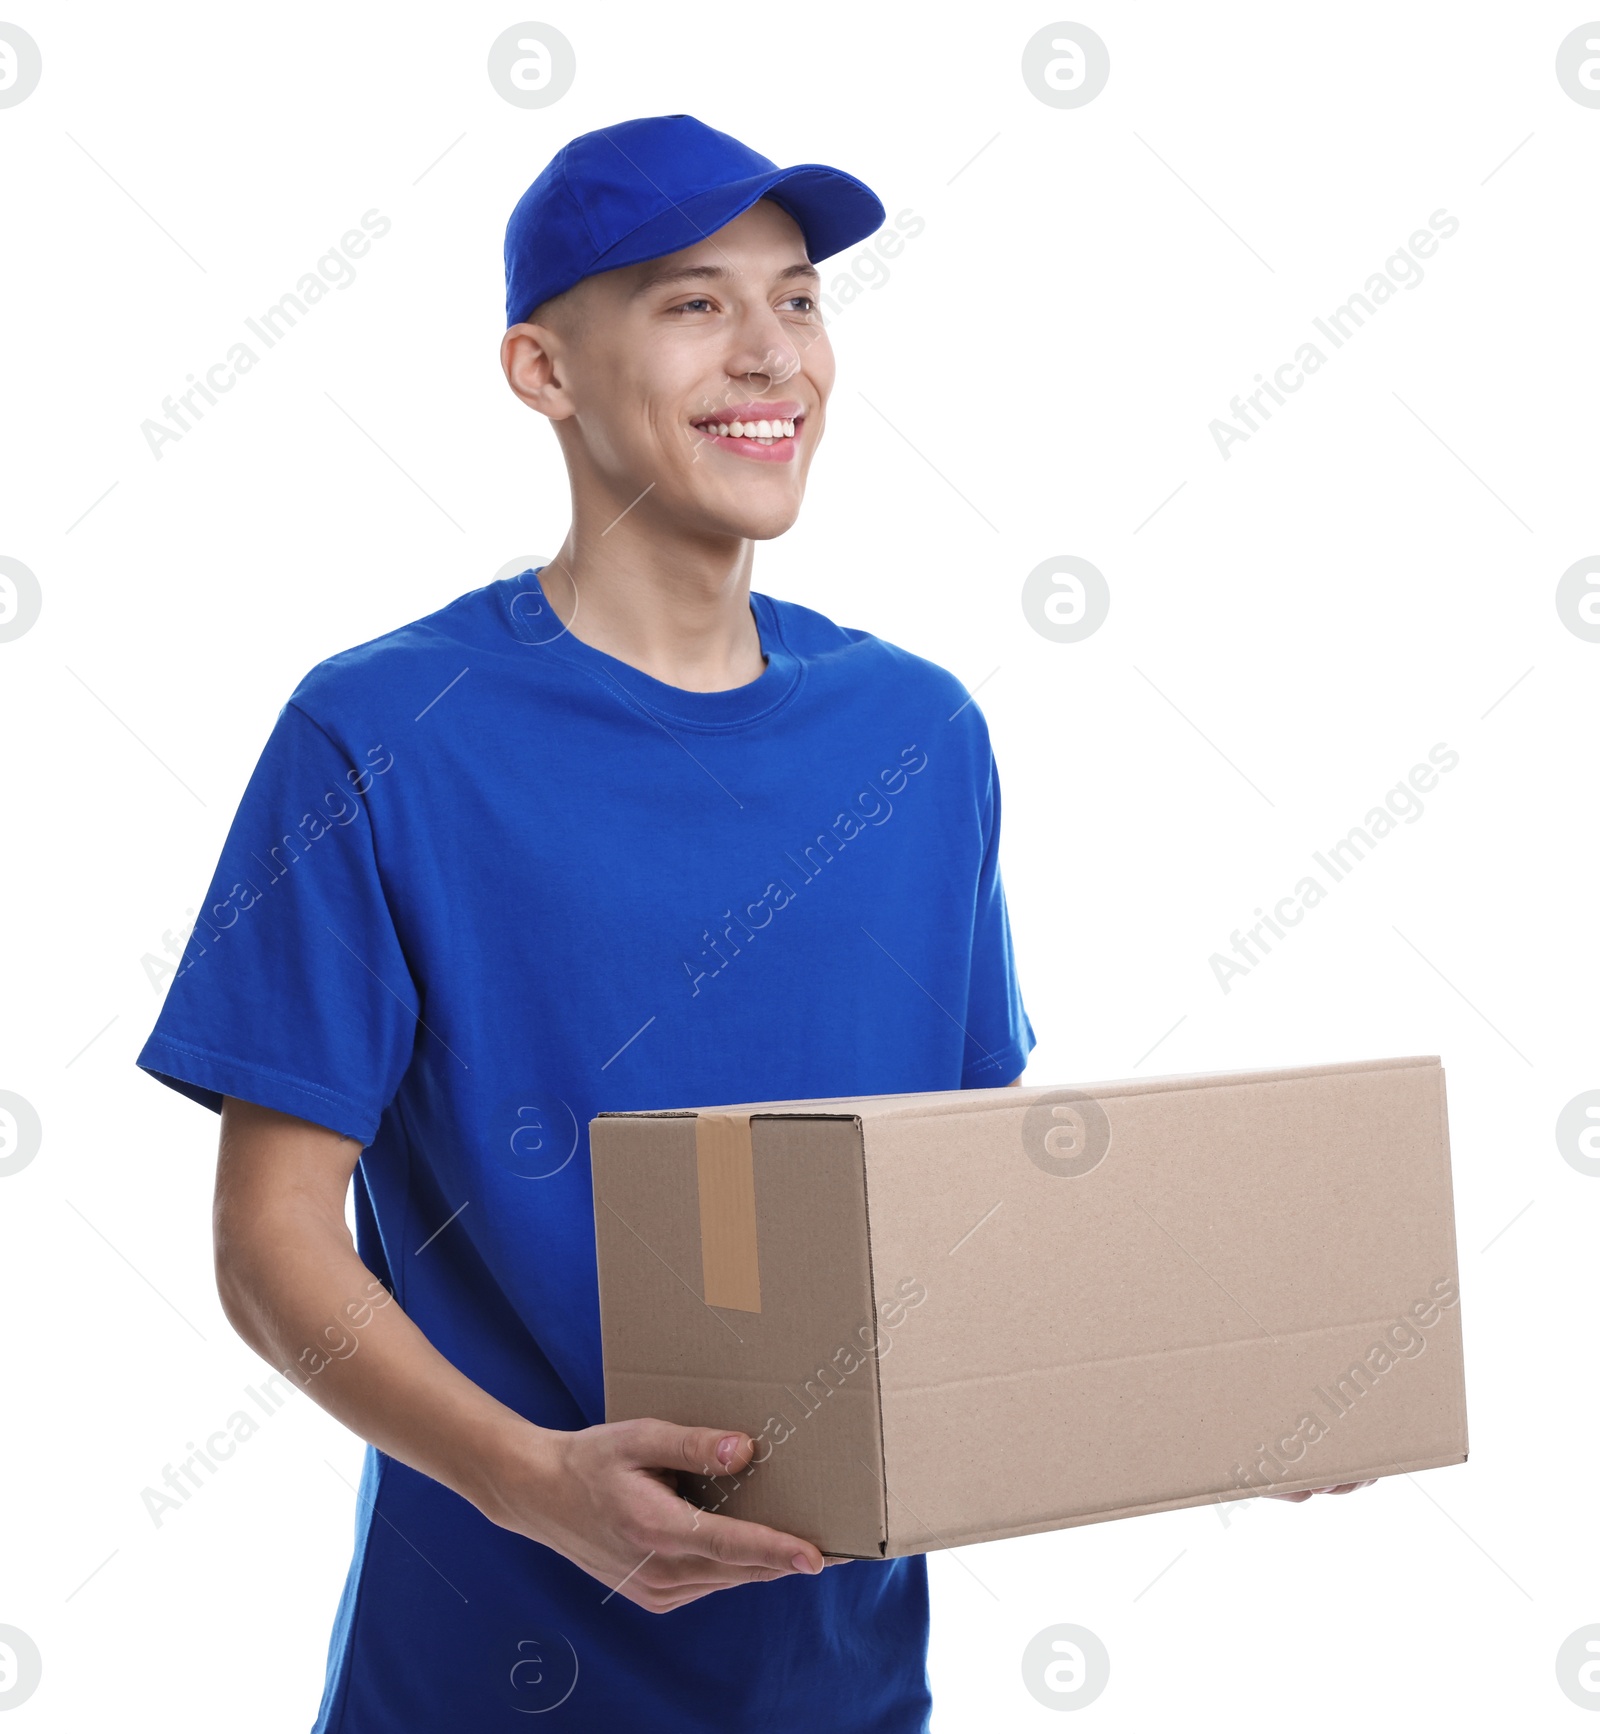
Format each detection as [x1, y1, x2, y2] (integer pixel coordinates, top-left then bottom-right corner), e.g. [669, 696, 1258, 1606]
[585, 163, 887, 285]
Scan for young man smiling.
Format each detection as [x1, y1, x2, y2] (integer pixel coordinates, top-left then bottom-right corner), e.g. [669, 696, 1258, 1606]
[137, 115, 1035, 1730]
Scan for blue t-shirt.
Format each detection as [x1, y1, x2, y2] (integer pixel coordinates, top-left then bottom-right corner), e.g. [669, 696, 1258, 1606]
[137, 567, 1035, 1733]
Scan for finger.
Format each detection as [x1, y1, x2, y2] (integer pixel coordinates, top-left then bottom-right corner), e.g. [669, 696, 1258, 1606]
[1266, 1490, 1312, 1502]
[640, 1558, 801, 1595]
[620, 1416, 756, 1478]
[612, 1419, 826, 1573]
[674, 1506, 825, 1576]
[655, 1561, 821, 1605]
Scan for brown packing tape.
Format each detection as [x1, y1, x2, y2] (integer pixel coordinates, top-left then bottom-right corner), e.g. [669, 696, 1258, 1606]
[695, 1112, 762, 1313]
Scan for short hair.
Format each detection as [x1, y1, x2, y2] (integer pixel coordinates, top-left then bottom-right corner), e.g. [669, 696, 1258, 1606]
[522, 277, 592, 342]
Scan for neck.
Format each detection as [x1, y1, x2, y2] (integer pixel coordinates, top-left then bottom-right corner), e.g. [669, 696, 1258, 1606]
[536, 506, 767, 692]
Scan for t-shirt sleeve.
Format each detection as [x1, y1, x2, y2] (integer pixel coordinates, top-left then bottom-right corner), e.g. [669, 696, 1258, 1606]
[135, 699, 416, 1147]
[961, 744, 1037, 1089]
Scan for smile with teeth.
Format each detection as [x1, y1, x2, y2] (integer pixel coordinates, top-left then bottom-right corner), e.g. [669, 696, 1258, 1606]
[692, 416, 798, 444]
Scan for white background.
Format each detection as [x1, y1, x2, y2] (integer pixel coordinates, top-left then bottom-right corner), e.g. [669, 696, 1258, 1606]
[3, 1, 1597, 1727]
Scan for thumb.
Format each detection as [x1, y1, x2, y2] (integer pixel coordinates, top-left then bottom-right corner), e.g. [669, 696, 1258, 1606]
[684, 1425, 756, 1476]
[624, 1417, 755, 1477]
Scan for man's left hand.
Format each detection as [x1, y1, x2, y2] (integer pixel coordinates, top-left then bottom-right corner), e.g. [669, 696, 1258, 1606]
[1267, 1481, 1376, 1502]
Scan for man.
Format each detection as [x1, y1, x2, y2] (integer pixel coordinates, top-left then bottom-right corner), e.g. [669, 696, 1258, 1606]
[140, 109, 1375, 1728]
[137, 114, 1034, 1730]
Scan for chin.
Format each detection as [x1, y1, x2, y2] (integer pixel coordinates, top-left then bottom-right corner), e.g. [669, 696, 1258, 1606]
[733, 508, 803, 542]
[693, 494, 804, 542]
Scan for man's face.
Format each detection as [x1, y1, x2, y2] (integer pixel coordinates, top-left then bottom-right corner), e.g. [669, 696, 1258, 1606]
[512, 199, 834, 542]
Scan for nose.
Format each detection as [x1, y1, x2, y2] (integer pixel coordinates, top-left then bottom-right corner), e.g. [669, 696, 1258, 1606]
[724, 307, 803, 390]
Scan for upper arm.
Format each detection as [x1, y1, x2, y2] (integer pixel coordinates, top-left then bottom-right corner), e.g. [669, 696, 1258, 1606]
[135, 702, 417, 1151]
[215, 1096, 364, 1260]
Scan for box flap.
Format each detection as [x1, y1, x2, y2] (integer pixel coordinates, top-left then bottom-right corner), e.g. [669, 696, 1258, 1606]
[593, 1055, 1441, 1124]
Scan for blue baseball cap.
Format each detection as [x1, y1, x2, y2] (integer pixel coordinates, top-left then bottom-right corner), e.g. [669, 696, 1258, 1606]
[503, 113, 886, 328]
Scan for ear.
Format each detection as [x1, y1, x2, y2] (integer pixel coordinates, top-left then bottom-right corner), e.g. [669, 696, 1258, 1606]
[500, 322, 576, 420]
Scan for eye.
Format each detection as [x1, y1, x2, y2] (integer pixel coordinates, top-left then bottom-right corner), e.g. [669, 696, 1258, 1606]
[781, 295, 817, 314]
[668, 296, 716, 315]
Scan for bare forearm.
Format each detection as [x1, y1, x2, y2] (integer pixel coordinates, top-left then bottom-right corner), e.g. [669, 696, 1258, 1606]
[207, 1098, 869, 1609]
[214, 1107, 551, 1525]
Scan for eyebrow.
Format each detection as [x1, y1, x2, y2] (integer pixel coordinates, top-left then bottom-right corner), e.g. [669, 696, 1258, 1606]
[628, 260, 821, 300]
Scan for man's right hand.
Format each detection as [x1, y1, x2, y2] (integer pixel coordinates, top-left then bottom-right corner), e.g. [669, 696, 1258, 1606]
[482, 1417, 829, 1613]
[213, 1100, 829, 1617]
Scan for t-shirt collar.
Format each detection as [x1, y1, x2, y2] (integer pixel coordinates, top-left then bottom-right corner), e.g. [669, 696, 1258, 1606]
[496, 567, 802, 730]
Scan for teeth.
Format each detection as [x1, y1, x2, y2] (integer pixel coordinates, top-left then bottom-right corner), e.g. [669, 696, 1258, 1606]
[699, 418, 796, 440]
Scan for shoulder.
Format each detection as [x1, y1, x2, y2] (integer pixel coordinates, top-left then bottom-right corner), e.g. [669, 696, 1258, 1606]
[283, 582, 503, 735]
[761, 589, 992, 746]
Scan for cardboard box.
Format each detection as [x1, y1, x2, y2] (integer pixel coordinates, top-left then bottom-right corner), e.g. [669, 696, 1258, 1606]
[589, 1055, 1468, 1559]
